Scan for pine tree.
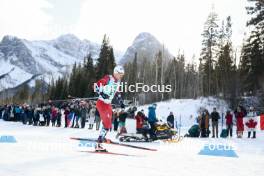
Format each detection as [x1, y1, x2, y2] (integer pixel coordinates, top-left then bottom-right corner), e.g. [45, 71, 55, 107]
[132, 52, 138, 85]
[61, 78, 69, 99]
[32, 79, 45, 104]
[79, 54, 96, 97]
[240, 37, 263, 92]
[69, 63, 77, 97]
[200, 9, 219, 96]
[48, 77, 56, 100]
[96, 35, 116, 80]
[240, 0, 264, 94]
[215, 16, 234, 98]
[16, 84, 30, 103]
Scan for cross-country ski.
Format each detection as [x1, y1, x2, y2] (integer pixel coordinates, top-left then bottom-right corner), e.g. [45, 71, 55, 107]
[70, 137, 158, 151]
[80, 150, 140, 157]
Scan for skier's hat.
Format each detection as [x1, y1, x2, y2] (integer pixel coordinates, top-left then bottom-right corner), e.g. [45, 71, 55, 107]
[114, 65, 125, 74]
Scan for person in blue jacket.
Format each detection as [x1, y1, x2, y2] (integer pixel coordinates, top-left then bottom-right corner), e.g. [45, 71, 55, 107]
[148, 104, 158, 139]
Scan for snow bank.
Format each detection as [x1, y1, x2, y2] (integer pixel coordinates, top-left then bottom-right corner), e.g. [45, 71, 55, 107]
[137, 97, 229, 127]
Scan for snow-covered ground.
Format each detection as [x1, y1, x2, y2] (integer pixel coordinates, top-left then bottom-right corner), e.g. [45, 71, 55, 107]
[0, 120, 263, 176]
[0, 98, 263, 176]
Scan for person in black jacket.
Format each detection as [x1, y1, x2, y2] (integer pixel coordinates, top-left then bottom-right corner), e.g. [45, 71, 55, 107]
[116, 109, 128, 138]
[23, 106, 29, 124]
[33, 107, 41, 126]
[95, 109, 101, 130]
[112, 110, 119, 131]
[27, 106, 34, 125]
[79, 101, 88, 129]
[56, 109, 62, 127]
[0, 106, 3, 119]
[167, 112, 175, 128]
[210, 107, 220, 138]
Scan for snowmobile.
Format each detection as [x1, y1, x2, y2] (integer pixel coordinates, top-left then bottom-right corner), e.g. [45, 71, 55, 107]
[118, 121, 177, 142]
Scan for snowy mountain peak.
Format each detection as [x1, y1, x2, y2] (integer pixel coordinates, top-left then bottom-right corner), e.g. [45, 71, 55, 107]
[0, 35, 25, 48]
[0, 32, 171, 96]
[133, 32, 157, 43]
[51, 34, 100, 60]
[119, 32, 173, 64]
[1, 35, 20, 42]
[56, 34, 81, 44]
[0, 35, 36, 74]
[0, 34, 101, 94]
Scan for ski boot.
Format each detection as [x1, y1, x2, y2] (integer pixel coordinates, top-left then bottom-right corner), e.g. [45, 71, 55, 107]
[95, 143, 107, 152]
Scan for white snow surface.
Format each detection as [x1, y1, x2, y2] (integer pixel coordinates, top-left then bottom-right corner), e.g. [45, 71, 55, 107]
[0, 120, 263, 176]
[0, 98, 263, 176]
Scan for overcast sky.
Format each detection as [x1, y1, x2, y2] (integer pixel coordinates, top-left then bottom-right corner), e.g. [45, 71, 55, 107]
[0, 0, 250, 60]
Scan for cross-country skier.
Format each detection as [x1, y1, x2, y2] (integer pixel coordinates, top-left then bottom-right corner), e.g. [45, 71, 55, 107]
[94, 65, 125, 151]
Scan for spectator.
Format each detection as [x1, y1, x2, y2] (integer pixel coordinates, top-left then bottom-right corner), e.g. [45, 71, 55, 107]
[210, 107, 220, 138]
[148, 104, 158, 139]
[64, 107, 70, 128]
[135, 109, 148, 134]
[80, 101, 88, 129]
[88, 105, 96, 130]
[44, 106, 51, 126]
[28, 106, 34, 125]
[116, 108, 128, 138]
[245, 106, 258, 138]
[33, 107, 41, 126]
[73, 105, 81, 128]
[56, 108, 62, 127]
[95, 108, 101, 130]
[167, 112, 175, 128]
[51, 106, 58, 127]
[235, 106, 244, 138]
[225, 110, 233, 137]
[199, 109, 210, 137]
[39, 108, 45, 126]
[112, 110, 119, 131]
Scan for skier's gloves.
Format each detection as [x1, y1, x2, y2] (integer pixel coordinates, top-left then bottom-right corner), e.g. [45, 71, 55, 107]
[121, 103, 125, 109]
[94, 84, 102, 94]
[116, 93, 124, 106]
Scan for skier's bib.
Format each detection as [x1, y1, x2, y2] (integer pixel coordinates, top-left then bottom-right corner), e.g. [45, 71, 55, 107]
[99, 75, 120, 104]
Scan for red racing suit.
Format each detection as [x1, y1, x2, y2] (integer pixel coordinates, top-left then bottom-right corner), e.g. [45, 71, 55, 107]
[95, 75, 120, 129]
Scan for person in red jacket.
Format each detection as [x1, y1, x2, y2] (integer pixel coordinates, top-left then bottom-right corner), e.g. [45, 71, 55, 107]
[135, 109, 149, 139]
[51, 106, 58, 127]
[235, 106, 244, 138]
[225, 110, 233, 137]
[94, 65, 125, 152]
[135, 110, 146, 133]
